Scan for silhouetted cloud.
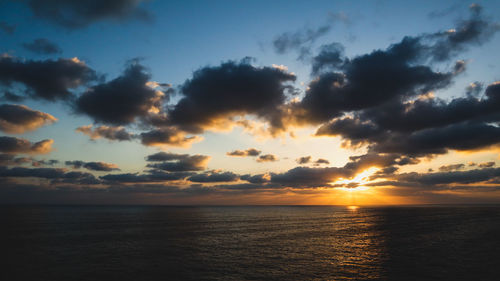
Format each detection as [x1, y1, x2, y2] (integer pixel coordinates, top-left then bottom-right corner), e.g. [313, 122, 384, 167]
[101, 170, 191, 183]
[145, 152, 210, 172]
[227, 148, 261, 157]
[76, 125, 134, 141]
[140, 127, 202, 148]
[296, 156, 312, 164]
[31, 159, 59, 167]
[240, 174, 270, 184]
[397, 167, 500, 185]
[76, 61, 165, 125]
[167, 59, 296, 134]
[22, 0, 153, 29]
[0, 166, 97, 183]
[0, 136, 53, 154]
[479, 161, 496, 168]
[22, 38, 62, 55]
[256, 154, 278, 163]
[314, 158, 330, 165]
[187, 171, 239, 183]
[439, 164, 465, 172]
[0, 56, 97, 100]
[0, 104, 57, 133]
[65, 160, 119, 171]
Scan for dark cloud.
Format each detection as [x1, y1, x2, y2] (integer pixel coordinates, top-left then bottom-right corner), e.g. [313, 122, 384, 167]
[0, 21, 16, 34]
[65, 160, 119, 171]
[429, 4, 500, 61]
[145, 152, 210, 172]
[311, 42, 345, 75]
[23, 0, 153, 29]
[0, 154, 31, 166]
[167, 59, 296, 134]
[0, 166, 97, 184]
[300, 37, 456, 125]
[439, 164, 465, 172]
[0, 104, 57, 133]
[397, 167, 500, 186]
[22, 38, 62, 55]
[101, 170, 191, 183]
[140, 127, 201, 148]
[187, 171, 239, 183]
[314, 158, 330, 165]
[75, 61, 165, 125]
[272, 11, 350, 60]
[271, 166, 347, 188]
[76, 125, 134, 141]
[240, 174, 270, 184]
[296, 156, 312, 164]
[227, 148, 261, 157]
[256, 154, 278, 163]
[0, 56, 97, 100]
[273, 25, 331, 60]
[0, 136, 53, 154]
[305, 6, 500, 160]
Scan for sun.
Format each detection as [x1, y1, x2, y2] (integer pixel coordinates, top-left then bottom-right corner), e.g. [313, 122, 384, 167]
[332, 167, 380, 191]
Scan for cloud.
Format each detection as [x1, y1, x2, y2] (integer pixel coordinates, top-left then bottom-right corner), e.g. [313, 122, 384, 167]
[396, 167, 500, 186]
[187, 171, 239, 183]
[0, 136, 53, 154]
[0, 166, 97, 184]
[272, 11, 350, 60]
[226, 148, 261, 157]
[0, 154, 31, 166]
[145, 152, 210, 172]
[296, 156, 330, 165]
[314, 158, 330, 165]
[167, 59, 296, 134]
[22, 0, 153, 29]
[311, 42, 345, 75]
[0, 104, 57, 133]
[140, 127, 202, 148]
[0, 21, 16, 34]
[256, 154, 278, 163]
[273, 24, 331, 60]
[479, 161, 496, 168]
[76, 125, 134, 141]
[296, 156, 312, 164]
[439, 164, 465, 172]
[75, 61, 166, 125]
[240, 174, 270, 184]
[101, 170, 191, 183]
[22, 38, 62, 55]
[0, 56, 97, 100]
[65, 160, 119, 171]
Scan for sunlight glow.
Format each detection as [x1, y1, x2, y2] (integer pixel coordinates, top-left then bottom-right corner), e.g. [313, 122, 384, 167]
[333, 167, 380, 189]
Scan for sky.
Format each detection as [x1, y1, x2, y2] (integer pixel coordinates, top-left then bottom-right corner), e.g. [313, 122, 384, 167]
[1, 0, 500, 205]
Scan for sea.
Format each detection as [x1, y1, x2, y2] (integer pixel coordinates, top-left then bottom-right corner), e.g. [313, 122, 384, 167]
[1, 205, 499, 281]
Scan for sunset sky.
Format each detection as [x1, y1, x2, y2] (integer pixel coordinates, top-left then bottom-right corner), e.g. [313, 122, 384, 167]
[1, 0, 500, 205]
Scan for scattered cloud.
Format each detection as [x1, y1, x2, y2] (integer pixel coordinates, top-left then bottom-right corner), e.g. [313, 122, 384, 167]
[0, 104, 57, 133]
[0, 136, 53, 154]
[227, 148, 261, 157]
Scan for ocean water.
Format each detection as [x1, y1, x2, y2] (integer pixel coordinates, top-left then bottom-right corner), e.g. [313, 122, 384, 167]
[1, 205, 499, 281]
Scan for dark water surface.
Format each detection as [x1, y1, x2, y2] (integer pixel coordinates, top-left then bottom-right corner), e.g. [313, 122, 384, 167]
[1, 205, 499, 280]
